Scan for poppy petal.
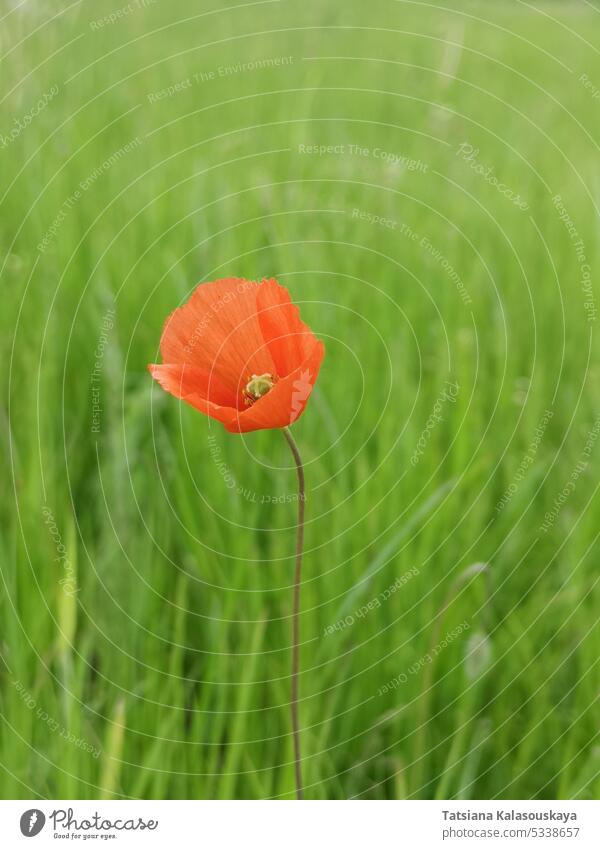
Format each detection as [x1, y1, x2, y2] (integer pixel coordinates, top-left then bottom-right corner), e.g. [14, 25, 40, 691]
[159, 278, 276, 396]
[256, 278, 316, 377]
[148, 363, 238, 427]
[223, 339, 325, 433]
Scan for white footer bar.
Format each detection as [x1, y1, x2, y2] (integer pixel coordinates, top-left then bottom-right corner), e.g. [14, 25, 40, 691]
[1, 800, 598, 848]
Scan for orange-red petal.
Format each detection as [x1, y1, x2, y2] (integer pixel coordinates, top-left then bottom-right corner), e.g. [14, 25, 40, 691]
[159, 278, 276, 396]
[148, 363, 238, 427]
[256, 278, 316, 377]
[223, 339, 325, 433]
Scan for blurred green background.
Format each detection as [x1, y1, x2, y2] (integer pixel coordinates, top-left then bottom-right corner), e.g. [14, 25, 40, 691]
[1, 0, 599, 799]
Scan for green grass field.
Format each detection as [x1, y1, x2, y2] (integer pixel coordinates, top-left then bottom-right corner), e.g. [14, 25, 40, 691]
[1, 0, 599, 800]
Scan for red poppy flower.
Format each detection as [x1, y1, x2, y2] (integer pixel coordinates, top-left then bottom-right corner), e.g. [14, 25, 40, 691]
[148, 277, 325, 433]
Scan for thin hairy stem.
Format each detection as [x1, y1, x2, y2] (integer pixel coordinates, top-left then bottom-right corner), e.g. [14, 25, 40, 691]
[282, 426, 305, 800]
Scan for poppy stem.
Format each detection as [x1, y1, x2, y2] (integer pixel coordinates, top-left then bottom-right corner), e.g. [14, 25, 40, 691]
[282, 425, 305, 801]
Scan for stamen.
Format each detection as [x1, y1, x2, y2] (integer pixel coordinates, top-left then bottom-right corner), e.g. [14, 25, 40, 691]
[243, 372, 276, 405]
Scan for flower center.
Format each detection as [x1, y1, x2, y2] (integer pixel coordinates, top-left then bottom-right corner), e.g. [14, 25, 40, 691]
[243, 372, 276, 405]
